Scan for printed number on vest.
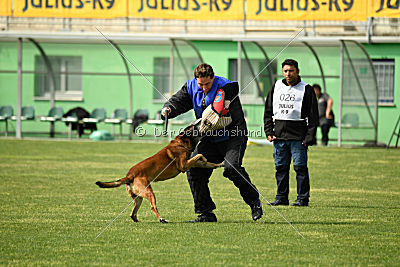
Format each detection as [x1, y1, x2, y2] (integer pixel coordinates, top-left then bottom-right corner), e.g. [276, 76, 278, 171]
[279, 94, 296, 101]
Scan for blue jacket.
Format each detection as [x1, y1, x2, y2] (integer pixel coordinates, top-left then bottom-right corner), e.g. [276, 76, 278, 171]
[187, 76, 232, 119]
[163, 77, 247, 142]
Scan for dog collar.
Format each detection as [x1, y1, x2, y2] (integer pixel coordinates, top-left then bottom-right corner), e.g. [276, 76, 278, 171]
[175, 139, 192, 152]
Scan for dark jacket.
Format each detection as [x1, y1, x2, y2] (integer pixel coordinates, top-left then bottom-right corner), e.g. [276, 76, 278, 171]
[163, 81, 248, 140]
[63, 107, 97, 137]
[263, 77, 319, 145]
[318, 93, 335, 126]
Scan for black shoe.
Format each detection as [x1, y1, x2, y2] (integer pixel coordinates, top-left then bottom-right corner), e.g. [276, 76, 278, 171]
[291, 200, 309, 207]
[186, 212, 217, 223]
[268, 199, 289, 206]
[251, 200, 263, 221]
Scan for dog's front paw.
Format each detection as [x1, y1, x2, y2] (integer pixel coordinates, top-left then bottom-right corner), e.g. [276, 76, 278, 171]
[211, 161, 225, 169]
[199, 155, 208, 163]
[159, 218, 168, 224]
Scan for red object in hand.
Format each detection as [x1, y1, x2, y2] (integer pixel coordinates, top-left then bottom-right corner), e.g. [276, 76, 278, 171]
[212, 89, 229, 116]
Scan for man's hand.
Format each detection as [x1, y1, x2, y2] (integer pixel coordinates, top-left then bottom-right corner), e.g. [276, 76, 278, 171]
[161, 107, 171, 118]
[326, 98, 333, 119]
[325, 112, 333, 120]
[267, 135, 276, 142]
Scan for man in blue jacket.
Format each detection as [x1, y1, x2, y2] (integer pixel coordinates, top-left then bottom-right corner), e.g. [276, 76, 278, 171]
[162, 63, 263, 222]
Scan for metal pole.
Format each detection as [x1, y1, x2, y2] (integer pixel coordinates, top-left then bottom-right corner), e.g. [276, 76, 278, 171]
[125, 17, 129, 32]
[302, 41, 327, 94]
[241, 43, 265, 103]
[171, 39, 190, 80]
[169, 41, 174, 97]
[28, 38, 56, 137]
[175, 39, 204, 62]
[343, 42, 376, 128]
[109, 41, 134, 139]
[386, 115, 400, 149]
[167, 41, 175, 142]
[16, 38, 22, 139]
[243, 0, 247, 34]
[237, 41, 242, 89]
[311, 20, 316, 37]
[183, 20, 188, 34]
[352, 40, 379, 145]
[252, 42, 274, 87]
[338, 41, 344, 147]
[367, 17, 374, 44]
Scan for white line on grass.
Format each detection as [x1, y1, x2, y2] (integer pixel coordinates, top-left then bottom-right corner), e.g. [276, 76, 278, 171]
[224, 158, 306, 239]
[95, 157, 177, 240]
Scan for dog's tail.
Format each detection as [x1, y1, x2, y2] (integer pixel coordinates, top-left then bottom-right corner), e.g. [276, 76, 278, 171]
[95, 176, 132, 188]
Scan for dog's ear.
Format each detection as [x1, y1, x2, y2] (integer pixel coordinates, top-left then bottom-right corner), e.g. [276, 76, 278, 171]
[166, 149, 174, 160]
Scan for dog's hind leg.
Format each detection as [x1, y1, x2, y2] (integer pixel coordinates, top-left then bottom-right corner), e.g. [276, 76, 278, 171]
[142, 184, 168, 224]
[126, 184, 143, 222]
[130, 197, 143, 222]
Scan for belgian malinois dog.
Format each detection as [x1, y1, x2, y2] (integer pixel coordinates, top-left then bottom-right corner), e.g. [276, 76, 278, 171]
[96, 123, 223, 223]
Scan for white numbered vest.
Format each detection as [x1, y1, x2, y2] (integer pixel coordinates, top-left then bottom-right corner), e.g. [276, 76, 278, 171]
[273, 80, 307, 121]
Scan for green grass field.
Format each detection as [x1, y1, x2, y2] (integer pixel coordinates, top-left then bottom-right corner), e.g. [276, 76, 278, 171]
[0, 139, 399, 266]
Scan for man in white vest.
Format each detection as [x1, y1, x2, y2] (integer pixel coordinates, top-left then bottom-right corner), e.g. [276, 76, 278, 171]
[264, 59, 319, 206]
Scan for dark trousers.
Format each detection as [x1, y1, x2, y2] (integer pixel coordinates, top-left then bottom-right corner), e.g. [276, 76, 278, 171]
[187, 137, 259, 214]
[275, 165, 310, 201]
[321, 124, 332, 146]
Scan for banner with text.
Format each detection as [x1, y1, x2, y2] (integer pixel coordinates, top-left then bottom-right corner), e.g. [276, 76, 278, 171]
[0, 0, 12, 16]
[9, 0, 400, 19]
[247, 0, 369, 21]
[129, 0, 244, 20]
[13, 0, 128, 18]
[369, 0, 400, 18]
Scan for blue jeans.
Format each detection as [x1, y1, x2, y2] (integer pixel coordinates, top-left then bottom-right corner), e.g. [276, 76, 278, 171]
[272, 140, 310, 201]
[273, 140, 308, 167]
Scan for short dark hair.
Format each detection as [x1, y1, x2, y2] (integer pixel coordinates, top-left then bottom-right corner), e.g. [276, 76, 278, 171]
[281, 59, 299, 70]
[313, 84, 321, 91]
[194, 63, 214, 79]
